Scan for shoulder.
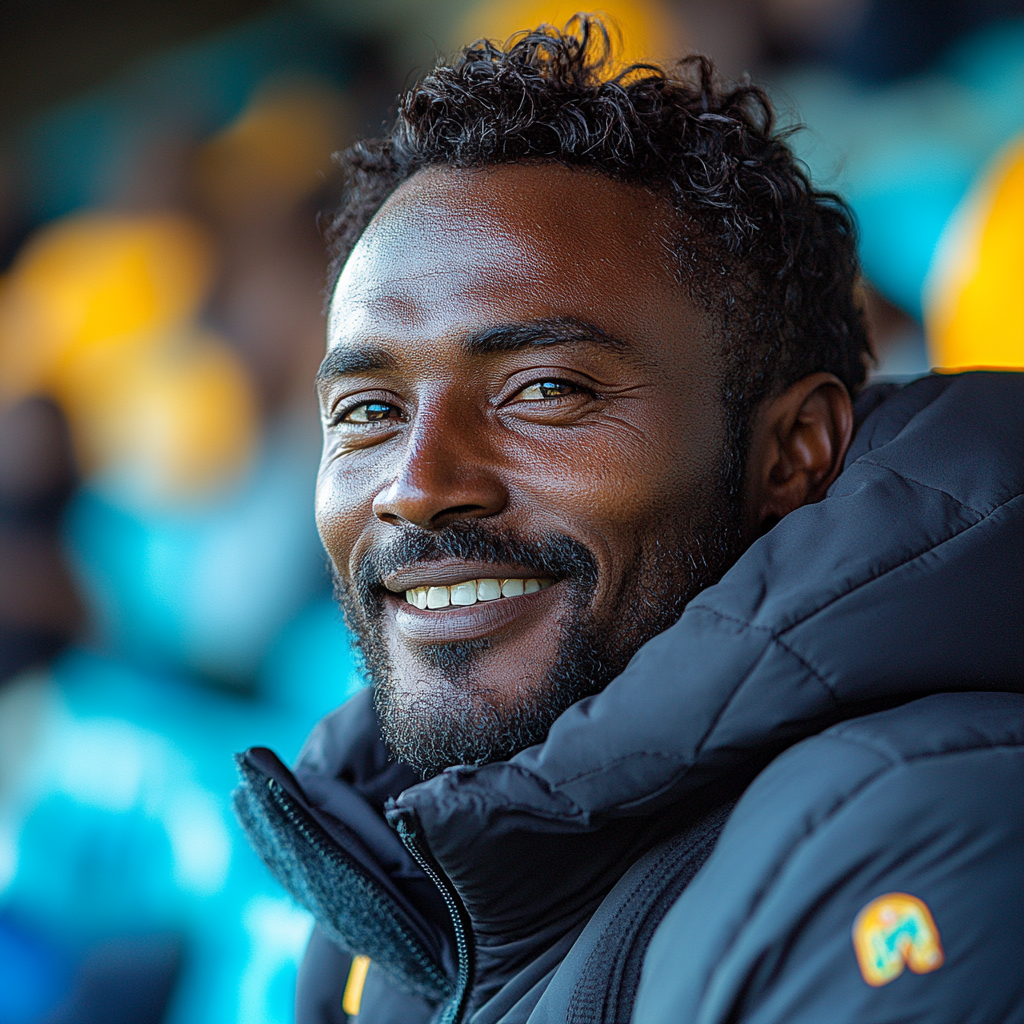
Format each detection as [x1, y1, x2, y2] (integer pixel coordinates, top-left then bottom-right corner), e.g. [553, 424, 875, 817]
[634, 692, 1024, 1024]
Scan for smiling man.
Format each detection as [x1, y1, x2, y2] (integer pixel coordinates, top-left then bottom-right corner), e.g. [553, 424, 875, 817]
[316, 160, 808, 779]
[235, 21, 1024, 1024]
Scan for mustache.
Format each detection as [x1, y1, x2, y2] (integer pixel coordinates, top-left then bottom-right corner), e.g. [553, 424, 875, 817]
[347, 521, 599, 614]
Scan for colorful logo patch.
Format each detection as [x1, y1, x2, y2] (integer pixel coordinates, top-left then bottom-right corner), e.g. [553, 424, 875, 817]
[853, 893, 945, 987]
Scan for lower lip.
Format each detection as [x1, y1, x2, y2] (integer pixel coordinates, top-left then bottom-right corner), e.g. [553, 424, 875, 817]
[388, 584, 562, 643]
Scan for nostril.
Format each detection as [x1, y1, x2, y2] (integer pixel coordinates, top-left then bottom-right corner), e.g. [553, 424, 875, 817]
[425, 504, 493, 529]
[438, 504, 488, 519]
[377, 503, 492, 529]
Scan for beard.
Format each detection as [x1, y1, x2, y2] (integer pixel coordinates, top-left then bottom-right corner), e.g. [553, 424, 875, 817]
[333, 463, 744, 779]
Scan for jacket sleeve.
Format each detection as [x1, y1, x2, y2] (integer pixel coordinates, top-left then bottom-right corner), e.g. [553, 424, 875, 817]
[633, 692, 1024, 1024]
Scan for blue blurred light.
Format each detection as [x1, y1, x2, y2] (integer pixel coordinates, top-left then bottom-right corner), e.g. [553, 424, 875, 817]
[64, 417, 326, 685]
[0, 914, 71, 1024]
[2, 649, 336, 1024]
[261, 597, 367, 721]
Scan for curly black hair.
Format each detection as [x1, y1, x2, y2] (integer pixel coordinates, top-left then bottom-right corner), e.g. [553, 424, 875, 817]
[325, 17, 869, 479]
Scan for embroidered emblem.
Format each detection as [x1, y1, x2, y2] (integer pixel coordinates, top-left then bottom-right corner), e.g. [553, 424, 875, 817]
[853, 893, 945, 987]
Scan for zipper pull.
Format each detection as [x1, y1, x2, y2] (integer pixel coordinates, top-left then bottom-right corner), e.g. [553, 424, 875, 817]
[389, 804, 474, 1024]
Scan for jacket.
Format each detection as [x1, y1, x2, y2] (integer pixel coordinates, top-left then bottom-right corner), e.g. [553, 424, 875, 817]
[235, 370, 1024, 1024]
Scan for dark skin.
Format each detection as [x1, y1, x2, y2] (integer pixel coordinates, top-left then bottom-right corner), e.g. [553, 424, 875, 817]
[316, 162, 853, 724]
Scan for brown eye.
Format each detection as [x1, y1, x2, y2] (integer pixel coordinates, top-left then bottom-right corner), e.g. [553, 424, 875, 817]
[516, 380, 576, 401]
[341, 401, 402, 424]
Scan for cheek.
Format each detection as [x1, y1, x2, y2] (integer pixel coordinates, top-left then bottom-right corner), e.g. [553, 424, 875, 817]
[315, 456, 377, 569]
[502, 405, 723, 590]
[513, 424, 710, 528]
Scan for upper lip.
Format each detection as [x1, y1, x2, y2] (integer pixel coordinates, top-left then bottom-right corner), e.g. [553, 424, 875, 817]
[382, 561, 553, 592]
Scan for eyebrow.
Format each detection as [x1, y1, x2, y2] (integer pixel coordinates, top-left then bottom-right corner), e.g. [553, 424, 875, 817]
[316, 345, 397, 386]
[464, 316, 630, 356]
[316, 316, 629, 385]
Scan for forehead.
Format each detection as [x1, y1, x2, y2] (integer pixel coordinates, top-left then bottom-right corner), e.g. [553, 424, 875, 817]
[327, 163, 694, 354]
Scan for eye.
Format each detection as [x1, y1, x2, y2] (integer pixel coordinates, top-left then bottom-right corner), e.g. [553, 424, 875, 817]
[333, 400, 404, 425]
[514, 380, 580, 402]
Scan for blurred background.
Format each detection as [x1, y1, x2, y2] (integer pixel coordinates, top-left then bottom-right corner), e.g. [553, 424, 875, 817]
[0, 0, 1021, 1021]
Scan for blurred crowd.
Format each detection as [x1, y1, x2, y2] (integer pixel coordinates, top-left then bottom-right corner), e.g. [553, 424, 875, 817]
[0, 1, 1021, 1022]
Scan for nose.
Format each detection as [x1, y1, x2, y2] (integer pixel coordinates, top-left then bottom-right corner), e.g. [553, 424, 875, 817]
[372, 409, 508, 530]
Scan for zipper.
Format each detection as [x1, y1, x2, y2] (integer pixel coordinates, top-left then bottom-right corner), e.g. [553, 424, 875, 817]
[392, 809, 475, 1024]
[262, 776, 452, 1001]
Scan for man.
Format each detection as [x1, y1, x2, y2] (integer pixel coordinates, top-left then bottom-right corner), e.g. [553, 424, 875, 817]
[235, 21, 1023, 1024]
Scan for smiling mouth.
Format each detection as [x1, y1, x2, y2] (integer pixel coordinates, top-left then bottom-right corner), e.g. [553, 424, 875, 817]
[403, 577, 554, 610]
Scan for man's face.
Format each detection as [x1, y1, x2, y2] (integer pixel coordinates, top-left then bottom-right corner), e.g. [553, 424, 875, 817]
[317, 163, 743, 776]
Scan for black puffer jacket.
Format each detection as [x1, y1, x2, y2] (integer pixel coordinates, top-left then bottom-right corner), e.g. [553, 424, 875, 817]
[236, 371, 1024, 1024]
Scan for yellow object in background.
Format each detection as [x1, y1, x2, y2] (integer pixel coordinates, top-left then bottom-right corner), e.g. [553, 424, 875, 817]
[0, 213, 215, 401]
[64, 329, 257, 504]
[454, 0, 687, 67]
[195, 81, 351, 219]
[924, 137, 1024, 370]
[0, 212, 257, 504]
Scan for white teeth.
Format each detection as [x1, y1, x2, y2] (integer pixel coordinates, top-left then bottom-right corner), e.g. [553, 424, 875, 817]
[450, 581, 478, 606]
[404, 577, 552, 609]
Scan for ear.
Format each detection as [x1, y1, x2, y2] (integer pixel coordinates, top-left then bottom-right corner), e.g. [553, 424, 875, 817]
[744, 372, 854, 537]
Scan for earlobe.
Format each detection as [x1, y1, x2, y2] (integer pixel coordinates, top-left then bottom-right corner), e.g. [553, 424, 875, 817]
[747, 372, 854, 535]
